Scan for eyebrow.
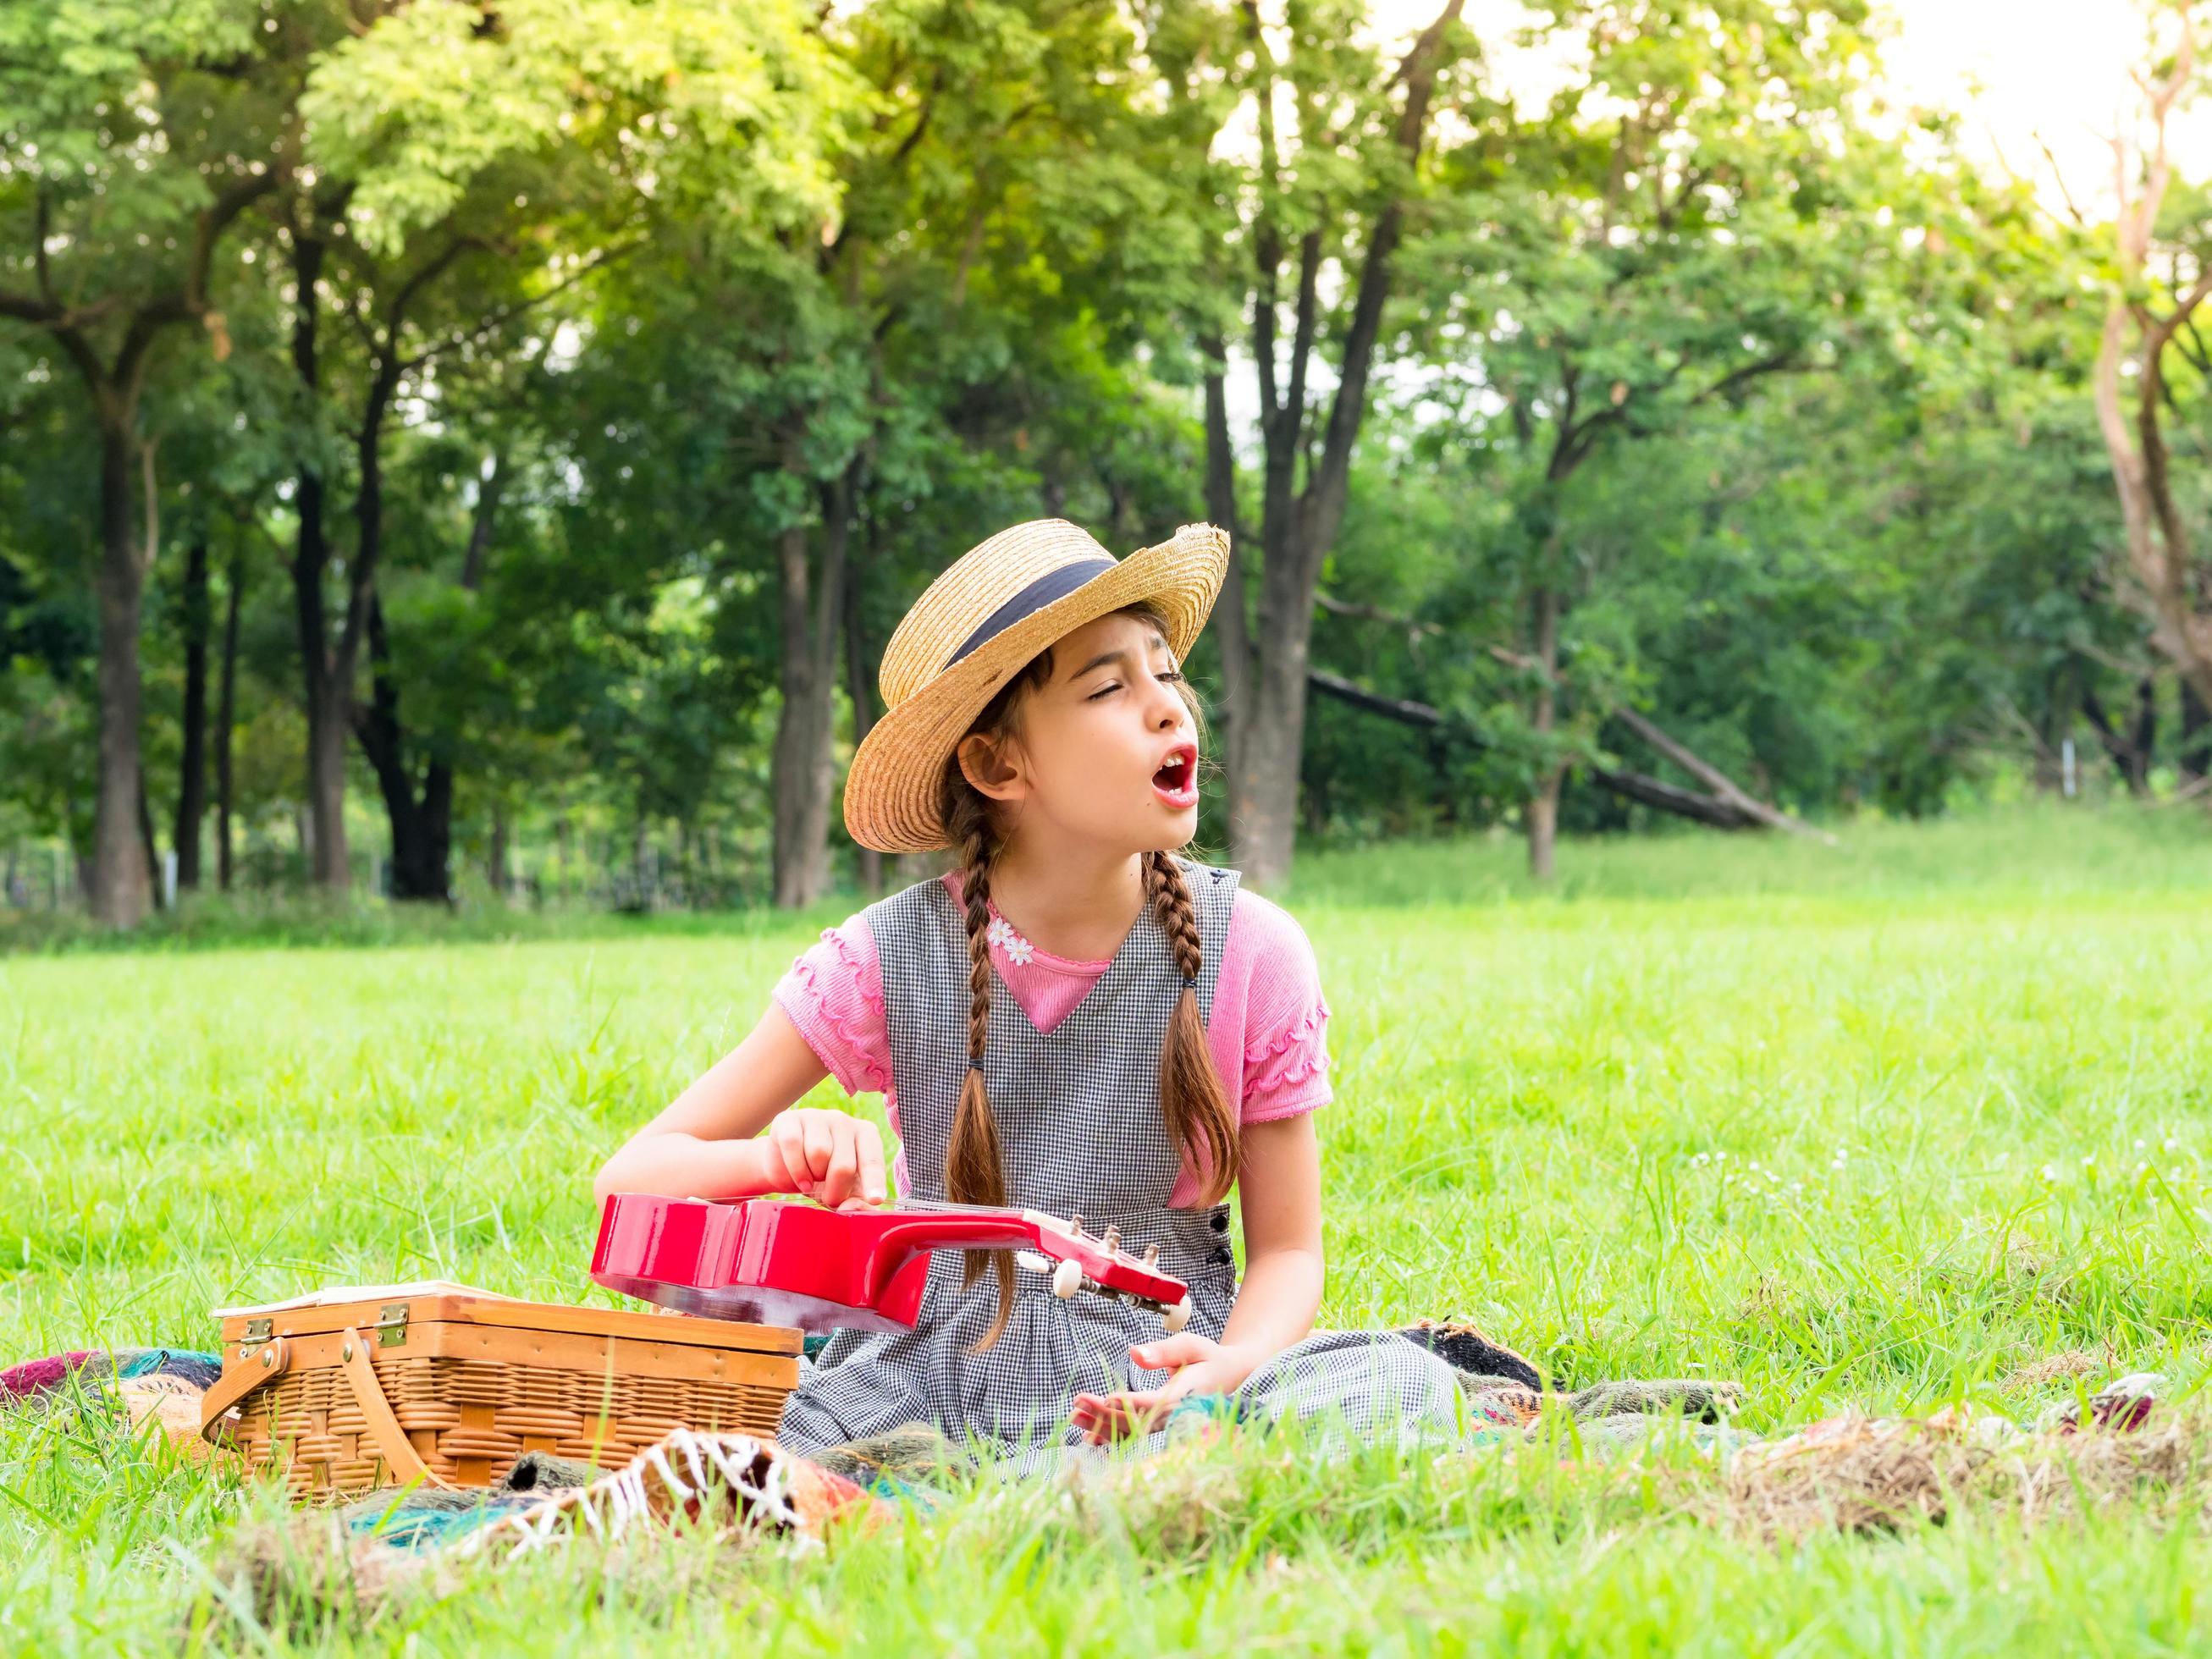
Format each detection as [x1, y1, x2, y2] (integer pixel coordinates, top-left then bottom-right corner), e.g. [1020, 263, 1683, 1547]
[1067, 636, 1172, 681]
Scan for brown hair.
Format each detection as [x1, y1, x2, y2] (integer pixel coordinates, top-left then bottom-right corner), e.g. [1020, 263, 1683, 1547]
[939, 604, 1240, 1348]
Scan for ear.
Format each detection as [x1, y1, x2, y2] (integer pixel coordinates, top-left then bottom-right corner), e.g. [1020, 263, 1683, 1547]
[957, 731, 1028, 805]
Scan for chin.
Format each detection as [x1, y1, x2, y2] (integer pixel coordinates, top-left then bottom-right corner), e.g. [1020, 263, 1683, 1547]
[1143, 812, 1200, 854]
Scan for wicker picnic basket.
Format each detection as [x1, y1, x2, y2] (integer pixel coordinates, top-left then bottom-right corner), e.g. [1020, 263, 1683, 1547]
[198, 1283, 802, 1503]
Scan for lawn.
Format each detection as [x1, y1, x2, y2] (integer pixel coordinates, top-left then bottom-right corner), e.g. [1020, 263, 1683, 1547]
[4, 806, 2212, 1654]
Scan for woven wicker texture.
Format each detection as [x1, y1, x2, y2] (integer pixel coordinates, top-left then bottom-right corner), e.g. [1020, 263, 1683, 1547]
[234, 1352, 791, 1502]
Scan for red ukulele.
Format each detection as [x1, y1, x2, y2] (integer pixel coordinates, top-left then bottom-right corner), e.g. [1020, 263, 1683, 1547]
[592, 1193, 1194, 1337]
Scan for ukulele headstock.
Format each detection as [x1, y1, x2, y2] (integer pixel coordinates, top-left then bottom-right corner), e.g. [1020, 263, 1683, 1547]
[1018, 1210, 1193, 1334]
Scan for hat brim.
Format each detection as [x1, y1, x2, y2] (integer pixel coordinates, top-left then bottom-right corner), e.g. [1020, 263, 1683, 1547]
[842, 523, 1230, 854]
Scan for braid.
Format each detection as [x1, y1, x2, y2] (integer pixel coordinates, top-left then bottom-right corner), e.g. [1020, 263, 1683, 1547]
[942, 767, 1015, 1348]
[1144, 850, 1239, 1204]
[961, 817, 997, 1073]
[1143, 849, 1205, 983]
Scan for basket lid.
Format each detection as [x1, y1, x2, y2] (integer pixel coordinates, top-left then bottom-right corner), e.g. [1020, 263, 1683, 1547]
[212, 1283, 803, 1353]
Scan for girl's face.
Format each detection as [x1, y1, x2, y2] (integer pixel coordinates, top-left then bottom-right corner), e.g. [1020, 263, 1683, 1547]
[958, 610, 1200, 856]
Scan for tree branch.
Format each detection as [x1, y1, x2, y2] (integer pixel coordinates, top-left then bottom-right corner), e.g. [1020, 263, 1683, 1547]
[397, 240, 637, 373]
[1307, 0, 1465, 531]
[1316, 587, 1441, 641]
[383, 234, 484, 338]
[0, 290, 64, 325]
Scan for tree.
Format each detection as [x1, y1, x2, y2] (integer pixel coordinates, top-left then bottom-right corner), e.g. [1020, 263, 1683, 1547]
[0, 1, 297, 923]
[1402, 0, 1931, 874]
[1148, 0, 1472, 888]
[2091, 8, 2212, 720]
[282, 0, 847, 900]
[603, 0, 1189, 907]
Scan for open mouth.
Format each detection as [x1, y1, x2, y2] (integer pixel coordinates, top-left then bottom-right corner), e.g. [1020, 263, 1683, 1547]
[1151, 744, 1199, 809]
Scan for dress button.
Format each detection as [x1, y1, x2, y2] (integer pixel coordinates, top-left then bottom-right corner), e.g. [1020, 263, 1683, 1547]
[1212, 1245, 1234, 1265]
[1208, 1210, 1229, 1233]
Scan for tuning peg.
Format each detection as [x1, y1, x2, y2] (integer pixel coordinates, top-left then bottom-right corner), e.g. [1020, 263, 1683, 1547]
[1162, 1297, 1192, 1335]
[1069, 1214, 1083, 1234]
[1051, 1259, 1084, 1300]
[1142, 1243, 1160, 1267]
[1101, 1225, 1121, 1250]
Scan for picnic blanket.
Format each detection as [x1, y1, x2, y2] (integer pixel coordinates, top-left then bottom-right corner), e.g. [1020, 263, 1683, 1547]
[6, 1324, 2170, 1585]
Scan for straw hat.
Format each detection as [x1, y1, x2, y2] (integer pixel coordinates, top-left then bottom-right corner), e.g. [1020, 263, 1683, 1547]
[843, 518, 1230, 854]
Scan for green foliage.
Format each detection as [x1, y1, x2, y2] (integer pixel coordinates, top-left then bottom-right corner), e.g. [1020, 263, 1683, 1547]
[0, 0, 2201, 907]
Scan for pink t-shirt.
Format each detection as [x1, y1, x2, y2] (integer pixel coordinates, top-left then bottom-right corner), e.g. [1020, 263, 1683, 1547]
[772, 872, 1332, 1207]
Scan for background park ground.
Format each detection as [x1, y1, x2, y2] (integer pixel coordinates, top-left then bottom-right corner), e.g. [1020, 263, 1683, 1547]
[5, 804, 2212, 1654]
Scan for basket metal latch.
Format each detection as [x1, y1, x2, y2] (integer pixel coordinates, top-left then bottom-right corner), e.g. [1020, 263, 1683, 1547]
[374, 1303, 411, 1348]
[241, 1317, 273, 1344]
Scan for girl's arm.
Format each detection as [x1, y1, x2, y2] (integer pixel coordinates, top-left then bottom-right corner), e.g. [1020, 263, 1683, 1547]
[1071, 1112, 1322, 1441]
[1211, 1111, 1325, 1354]
[591, 1003, 887, 1207]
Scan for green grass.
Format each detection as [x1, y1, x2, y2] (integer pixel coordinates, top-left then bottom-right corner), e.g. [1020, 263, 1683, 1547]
[5, 805, 2212, 1654]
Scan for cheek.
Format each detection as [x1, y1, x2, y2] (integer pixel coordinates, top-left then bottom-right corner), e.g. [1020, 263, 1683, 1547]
[1025, 708, 1143, 807]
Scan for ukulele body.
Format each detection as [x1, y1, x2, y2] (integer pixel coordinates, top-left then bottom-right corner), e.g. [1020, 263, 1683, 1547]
[592, 1193, 1194, 1337]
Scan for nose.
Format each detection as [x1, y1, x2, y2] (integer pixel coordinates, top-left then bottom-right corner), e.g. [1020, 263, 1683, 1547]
[1144, 675, 1187, 731]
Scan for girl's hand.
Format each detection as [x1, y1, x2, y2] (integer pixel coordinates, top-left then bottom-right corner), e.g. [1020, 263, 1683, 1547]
[760, 1107, 887, 1208]
[1068, 1334, 1263, 1443]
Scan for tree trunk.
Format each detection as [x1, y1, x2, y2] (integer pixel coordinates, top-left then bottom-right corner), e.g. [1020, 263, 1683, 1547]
[174, 534, 210, 889]
[355, 591, 454, 904]
[216, 548, 244, 891]
[356, 450, 501, 907]
[2090, 36, 2212, 719]
[135, 761, 162, 910]
[89, 421, 152, 926]
[2182, 676, 2209, 785]
[844, 526, 884, 896]
[2082, 676, 2157, 798]
[1229, 609, 1312, 890]
[290, 229, 352, 896]
[19, 175, 273, 924]
[1215, 3, 1464, 887]
[770, 466, 856, 908]
[1525, 583, 1561, 881]
[1200, 345, 1251, 793]
[487, 805, 510, 900]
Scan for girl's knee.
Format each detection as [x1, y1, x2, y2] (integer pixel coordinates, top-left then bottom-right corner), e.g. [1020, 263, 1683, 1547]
[1243, 1331, 1465, 1431]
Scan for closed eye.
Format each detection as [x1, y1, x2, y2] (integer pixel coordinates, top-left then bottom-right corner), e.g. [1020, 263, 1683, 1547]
[1087, 667, 1181, 702]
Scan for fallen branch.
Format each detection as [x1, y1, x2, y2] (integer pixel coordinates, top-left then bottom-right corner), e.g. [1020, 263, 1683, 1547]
[1487, 647, 1832, 842]
[1608, 706, 1831, 841]
[1305, 670, 1766, 833]
[1593, 765, 1761, 830]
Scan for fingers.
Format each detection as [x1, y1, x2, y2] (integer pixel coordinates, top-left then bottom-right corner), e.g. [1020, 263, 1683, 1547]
[803, 1114, 836, 1186]
[857, 1119, 887, 1205]
[764, 1110, 891, 1205]
[816, 1116, 888, 1207]
[764, 1114, 809, 1196]
[1129, 1333, 1218, 1375]
[819, 1119, 859, 1206]
[1070, 1386, 1182, 1444]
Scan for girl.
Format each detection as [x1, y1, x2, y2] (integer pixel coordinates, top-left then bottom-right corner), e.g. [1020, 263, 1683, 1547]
[594, 520, 1461, 1467]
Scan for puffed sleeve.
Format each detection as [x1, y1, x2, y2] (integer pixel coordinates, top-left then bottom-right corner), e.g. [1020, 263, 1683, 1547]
[770, 912, 893, 1097]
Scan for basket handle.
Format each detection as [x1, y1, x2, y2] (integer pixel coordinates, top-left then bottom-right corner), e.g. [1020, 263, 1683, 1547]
[335, 1326, 453, 1491]
[196, 1327, 453, 1491]
[199, 1336, 290, 1440]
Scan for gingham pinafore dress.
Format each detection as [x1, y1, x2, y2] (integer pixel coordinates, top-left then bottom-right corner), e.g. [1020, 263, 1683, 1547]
[774, 858, 1465, 1469]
